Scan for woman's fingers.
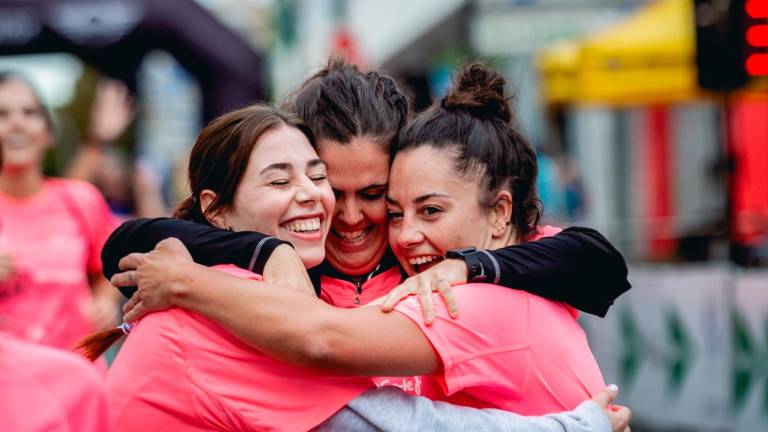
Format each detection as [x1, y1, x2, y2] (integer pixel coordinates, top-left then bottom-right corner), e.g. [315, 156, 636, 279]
[435, 278, 458, 318]
[111, 270, 138, 287]
[118, 253, 147, 271]
[123, 293, 141, 316]
[608, 406, 631, 432]
[416, 280, 435, 325]
[381, 283, 413, 312]
[123, 300, 148, 322]
[592, 384, 619, 407]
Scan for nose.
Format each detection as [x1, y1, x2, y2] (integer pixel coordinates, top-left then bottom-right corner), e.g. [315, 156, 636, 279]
[336, 196, 364, 226]
[295, 175, 321, 204]
[395, 217, 425, 250]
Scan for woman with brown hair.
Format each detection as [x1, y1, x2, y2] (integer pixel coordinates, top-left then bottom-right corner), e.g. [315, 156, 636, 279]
[0, 72, 120, 351]
[104, 58, 629, 325]
[109, 64, 630, 431]
[93, 100, 629, 431]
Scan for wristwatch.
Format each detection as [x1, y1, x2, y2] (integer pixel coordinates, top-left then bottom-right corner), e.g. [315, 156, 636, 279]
[445, 247, 487, 282]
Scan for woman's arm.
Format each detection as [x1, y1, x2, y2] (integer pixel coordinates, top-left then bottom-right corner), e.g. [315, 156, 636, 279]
[101, 218, 288, 292]
[383, 226, 631, 320]
[484, 227, 631, 316]
[318, 386, 630, 432]
[116, 238, 438, 377]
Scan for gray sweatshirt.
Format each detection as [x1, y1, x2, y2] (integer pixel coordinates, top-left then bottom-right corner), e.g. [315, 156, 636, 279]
[315, 386, 611, 432]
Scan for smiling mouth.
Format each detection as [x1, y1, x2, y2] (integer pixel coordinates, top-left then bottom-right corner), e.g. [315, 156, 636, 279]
[408, 255, 444, 273]
[332, 226, 373, 244]
[280, 217, 321, 234]
[5, 135, 29, 150]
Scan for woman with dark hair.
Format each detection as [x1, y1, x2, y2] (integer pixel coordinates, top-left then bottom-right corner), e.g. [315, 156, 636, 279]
[0, 72, 120, 351]
[104, 58, 629, 329]
[97, 102, 629, 431]
[112, 64, 624, 428]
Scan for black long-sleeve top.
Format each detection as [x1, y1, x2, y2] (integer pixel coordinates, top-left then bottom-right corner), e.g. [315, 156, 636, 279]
[102, 218, 630, 317]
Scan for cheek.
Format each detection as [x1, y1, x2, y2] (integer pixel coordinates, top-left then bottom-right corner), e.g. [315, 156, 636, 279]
[362, 200, 388, 225]
[319, 184, 336, 214]
[235, 191, 287, 232]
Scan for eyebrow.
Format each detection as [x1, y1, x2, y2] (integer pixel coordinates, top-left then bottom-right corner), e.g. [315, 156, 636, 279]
[307, 159, 327, 169]
[259, 159, 326, 175]
[260, 162, 291, 175]
[386, 192, 450, 205]
[413, 192, 450, 204]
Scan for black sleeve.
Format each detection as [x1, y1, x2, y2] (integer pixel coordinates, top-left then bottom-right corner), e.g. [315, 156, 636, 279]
[101, 217, 289, 297]
[478, 227, 631, 317]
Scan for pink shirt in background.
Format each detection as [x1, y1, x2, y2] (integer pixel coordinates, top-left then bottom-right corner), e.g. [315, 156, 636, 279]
[106, 265, 372, 432]
[0, 179, 117, 350]
[0, 333, 110, 431]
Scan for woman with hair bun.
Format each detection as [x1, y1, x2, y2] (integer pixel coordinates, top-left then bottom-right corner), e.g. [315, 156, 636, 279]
[107, 57, 628, 327]
[96, 101, 628, 432]
[113, 63, 616, 424]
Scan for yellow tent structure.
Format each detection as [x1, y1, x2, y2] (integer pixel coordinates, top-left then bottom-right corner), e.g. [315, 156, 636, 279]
[538, 0, 699, 105]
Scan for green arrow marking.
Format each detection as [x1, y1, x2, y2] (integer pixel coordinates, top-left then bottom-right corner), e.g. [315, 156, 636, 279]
[731, 310, 755, 411]
[664, 307, 694, 396]
[619, 307, 644, 390]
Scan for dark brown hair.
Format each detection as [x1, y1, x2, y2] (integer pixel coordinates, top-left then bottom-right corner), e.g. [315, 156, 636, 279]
[398, 63, 541, 241]
[173, 104, 316, 223]
[77, 103, 314, 361]
[288, 57, 410, 158]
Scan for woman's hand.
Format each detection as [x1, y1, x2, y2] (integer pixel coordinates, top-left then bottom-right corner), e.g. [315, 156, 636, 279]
[381, 258, 465, 325]
[592, 384, 631, 432]
[110, 238, 194, 322]
[88, 79, 135, 145]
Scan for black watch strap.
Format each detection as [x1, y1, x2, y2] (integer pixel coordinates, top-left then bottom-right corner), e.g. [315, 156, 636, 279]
[446, 247, 487, 282]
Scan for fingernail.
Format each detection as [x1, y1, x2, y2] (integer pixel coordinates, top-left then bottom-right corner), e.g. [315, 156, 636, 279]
[608, 384, 619, 393]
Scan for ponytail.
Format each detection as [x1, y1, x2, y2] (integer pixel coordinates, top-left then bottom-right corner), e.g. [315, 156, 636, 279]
[172, 196, 206, 223]
[75, 322, 134, 361]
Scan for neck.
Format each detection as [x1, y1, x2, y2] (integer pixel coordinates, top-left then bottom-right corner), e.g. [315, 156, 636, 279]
[489, 229, 518, 250]
[0, 166, 45, 197]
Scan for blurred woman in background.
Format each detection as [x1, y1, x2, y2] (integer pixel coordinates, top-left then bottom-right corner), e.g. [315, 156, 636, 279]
[0, 72, 121, 351]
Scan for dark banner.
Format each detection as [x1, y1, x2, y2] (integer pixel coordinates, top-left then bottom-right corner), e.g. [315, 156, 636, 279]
[0, 0, 266, 120]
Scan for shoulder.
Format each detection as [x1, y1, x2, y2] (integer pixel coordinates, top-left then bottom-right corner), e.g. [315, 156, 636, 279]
[528, 225, 563, 241]
[211, 264, 264, 281]
[50, 178, 109, 208]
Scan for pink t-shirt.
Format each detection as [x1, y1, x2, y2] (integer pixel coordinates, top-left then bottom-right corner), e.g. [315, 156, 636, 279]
[384, 225, 604, 414]
[106, 265, 372, 432]
[319, 266, 402, 308]
[0, 179, 117, 349]
[393, 284, 604, 415]
[0, 333, 110, 431]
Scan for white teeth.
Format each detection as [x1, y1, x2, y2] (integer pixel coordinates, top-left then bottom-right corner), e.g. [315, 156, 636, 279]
[408, 256, 438, 266]
[281, 217, 321, 233]
[337, 228, 368, 241]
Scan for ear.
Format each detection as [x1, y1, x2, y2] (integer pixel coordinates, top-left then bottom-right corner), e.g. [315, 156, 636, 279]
[488, 190, 513, 239]
[199, 189, 229, 229]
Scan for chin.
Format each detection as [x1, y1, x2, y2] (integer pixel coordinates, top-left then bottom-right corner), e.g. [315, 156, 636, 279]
[297, 248, 325, 269]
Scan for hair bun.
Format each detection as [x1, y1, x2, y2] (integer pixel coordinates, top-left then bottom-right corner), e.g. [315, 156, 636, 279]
[441, 63, 511, 123]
